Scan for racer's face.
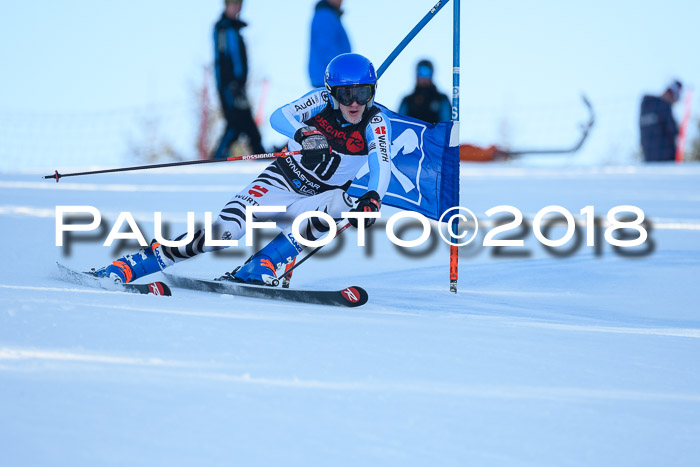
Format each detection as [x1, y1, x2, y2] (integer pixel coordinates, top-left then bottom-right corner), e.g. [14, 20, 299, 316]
[339, 102, 366, 124]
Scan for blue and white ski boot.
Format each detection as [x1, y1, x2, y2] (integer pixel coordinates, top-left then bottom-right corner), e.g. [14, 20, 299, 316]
[223, 232, 302, 286]
[91, 241, 172, 283]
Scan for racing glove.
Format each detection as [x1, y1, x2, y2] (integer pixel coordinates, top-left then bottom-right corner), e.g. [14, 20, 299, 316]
[348, 190, 381, 228]
[294, 126, 330, 168]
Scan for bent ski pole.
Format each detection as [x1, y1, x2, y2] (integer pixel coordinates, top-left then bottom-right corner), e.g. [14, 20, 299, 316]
[43, 150, 301, 182]
[280, 220, 353, 281]
[504, 95, 595, 157]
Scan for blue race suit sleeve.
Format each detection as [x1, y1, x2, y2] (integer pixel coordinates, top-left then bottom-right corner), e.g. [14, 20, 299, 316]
[364, 112, 392, 198]
[270, 89, 329, 139]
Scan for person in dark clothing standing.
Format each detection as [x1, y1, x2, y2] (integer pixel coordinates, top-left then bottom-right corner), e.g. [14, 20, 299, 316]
[308, 0, 351, 88]
[212, 0, 265, 159]
[639, 80, 683, 162]
[398, 59, 452, 125]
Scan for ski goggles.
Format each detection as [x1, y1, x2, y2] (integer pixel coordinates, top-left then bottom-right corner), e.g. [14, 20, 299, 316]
[332, 85, 374, 106]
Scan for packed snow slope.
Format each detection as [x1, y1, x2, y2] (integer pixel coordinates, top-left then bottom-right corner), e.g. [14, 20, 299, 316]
[1, 162, 699, 466]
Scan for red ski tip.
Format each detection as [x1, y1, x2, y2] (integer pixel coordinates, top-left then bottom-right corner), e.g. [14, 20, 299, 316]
[148, 282, 172, 296]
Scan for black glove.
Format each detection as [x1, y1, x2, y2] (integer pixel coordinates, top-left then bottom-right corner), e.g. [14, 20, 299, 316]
[294, 126, 330, 168]
[348, 191, 381, 228]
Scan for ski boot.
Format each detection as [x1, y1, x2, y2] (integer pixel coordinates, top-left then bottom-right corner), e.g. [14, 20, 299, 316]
[219, 232, 302, 286]
[90, 241, 172, 283]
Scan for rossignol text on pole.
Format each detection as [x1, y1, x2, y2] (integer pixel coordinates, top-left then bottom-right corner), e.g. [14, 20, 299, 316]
[43, 150, 301, 182]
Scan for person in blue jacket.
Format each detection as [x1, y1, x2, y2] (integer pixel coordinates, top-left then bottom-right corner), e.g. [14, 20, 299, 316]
[639, 80, 683, 162]
[308, 0, 351, 88]
[212, 0, 265, 159]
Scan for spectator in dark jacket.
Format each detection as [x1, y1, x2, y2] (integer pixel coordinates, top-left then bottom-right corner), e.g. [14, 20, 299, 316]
[639, 80, 683, 162]
[308, 0, 351, 88]
[399, 59, 452, 124]
[212, 0, 265, 159]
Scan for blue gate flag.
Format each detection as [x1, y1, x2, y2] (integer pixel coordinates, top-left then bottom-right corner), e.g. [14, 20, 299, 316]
[348, 103, 460, 221]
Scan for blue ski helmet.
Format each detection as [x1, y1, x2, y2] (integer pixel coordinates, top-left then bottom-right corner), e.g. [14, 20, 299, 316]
[324, 53, 378, 109]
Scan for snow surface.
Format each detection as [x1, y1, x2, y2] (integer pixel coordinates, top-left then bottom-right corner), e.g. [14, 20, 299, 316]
[1, 162, 700, 466]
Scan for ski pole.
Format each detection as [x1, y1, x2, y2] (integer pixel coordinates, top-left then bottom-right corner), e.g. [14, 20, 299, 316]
[280, 258, 296, 288]
[280, 220, 352, 281]
[42, 150, 301, 182]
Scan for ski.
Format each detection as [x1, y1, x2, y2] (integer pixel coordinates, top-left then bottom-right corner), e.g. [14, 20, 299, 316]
[162, 273, 368, 307]
[56, 263, 172, 296]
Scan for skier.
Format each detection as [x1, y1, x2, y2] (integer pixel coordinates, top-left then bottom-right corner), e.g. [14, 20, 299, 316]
[91, 53, 392, 286]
